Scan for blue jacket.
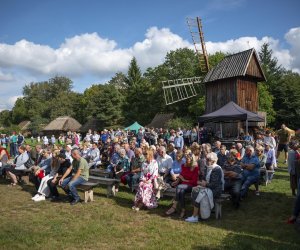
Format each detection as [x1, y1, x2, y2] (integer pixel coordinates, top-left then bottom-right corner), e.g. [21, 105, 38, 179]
[241, 155, 260, 178]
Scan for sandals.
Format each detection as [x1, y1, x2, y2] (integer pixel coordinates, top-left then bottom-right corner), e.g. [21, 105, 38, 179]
[8, 183, 17, 187]
[166, 206, 176, 215]
[179, 210, 186, 219]
[132, 206, 140, 211]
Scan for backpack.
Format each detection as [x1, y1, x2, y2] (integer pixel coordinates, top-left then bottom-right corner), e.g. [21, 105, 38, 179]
[17, 135, 24, 144]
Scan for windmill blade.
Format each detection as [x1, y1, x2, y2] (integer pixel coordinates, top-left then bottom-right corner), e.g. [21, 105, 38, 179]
[162, 76, 203, 105]
[187, 17, 210, 73]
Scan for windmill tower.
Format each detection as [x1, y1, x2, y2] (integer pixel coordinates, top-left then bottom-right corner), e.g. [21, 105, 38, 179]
[162, 17, 209, 105]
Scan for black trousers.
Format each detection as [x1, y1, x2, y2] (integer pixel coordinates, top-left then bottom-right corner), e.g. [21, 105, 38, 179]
[47, 178, 59, 197]
[175, 184, 192, 209]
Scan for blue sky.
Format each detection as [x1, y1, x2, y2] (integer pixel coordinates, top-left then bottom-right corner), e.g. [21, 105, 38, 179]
[0, 0, 299, 110]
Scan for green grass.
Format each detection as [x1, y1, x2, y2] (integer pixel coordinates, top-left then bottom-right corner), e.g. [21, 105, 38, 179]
[1, 158, 300, 249]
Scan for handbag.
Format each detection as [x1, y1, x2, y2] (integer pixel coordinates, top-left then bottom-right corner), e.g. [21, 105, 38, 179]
[24, 158, 34, 169]
[171, 177, 181, 187]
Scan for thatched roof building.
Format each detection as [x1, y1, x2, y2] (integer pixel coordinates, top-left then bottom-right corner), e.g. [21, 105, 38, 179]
[18, 120, 31, 131]
[43, 116, 81, 134]
[80, 118, 104, 133]
[147, 113, 174, 128]
[18, 120, 31, 136]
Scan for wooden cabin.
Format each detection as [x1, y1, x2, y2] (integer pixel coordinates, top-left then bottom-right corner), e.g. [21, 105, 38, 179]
[203, 48, 266, 137]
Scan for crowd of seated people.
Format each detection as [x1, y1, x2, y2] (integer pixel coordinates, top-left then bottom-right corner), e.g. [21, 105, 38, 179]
[0, 125, 299, 223]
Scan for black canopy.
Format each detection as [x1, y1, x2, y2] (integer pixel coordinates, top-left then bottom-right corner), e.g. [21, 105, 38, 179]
[198, 101, 265, 123]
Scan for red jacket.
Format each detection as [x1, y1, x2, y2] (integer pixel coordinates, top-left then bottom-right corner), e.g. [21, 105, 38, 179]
[181, 164, 199, 187]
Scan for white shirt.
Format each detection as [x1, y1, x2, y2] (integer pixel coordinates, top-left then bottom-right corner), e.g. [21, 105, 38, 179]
[85, 133, 92, 142]
[156, 154, 173, 174]
[65, 151, 73, 163]
[92, 134, 100, 143]
[43, 137, 49, 145]
[263, 136, 276, 149]
[88, 147, 100, 163]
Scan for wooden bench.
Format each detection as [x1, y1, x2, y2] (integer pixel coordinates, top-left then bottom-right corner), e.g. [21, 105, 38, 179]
[259, 168, 275, 186]
[88, 175, 120, 197]
[14, 169, 32, 183]
[160, 187, 177, 198]
[89, 168, 111, 178]
[77, 181, 99, 203]
[76, 175, 121, 202]
[161, 187, 231, 219]
[215, 193, 231, 219]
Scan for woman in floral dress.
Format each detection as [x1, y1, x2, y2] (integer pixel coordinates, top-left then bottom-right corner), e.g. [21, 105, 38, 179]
[132, 149, 158, 211]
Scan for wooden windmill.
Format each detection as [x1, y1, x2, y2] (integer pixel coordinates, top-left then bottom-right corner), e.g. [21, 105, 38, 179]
[162, 18, 267, 137]
[162, 17, 209, 105]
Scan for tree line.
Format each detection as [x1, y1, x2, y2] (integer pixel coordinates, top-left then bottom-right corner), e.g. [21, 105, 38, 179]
[0, 43, 299, 133]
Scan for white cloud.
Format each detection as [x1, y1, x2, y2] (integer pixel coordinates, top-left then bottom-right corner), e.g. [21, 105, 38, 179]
[285, 27, 300, 73]
[0, 95, 23, 111]
[0, 40, 55, 73]
[1, 27, 299, 79]
[0, 26, 299, 110]
[206, 36, 294, 71]
[0, 28, 190, 77]
[8, 95, 23, 106]
[132, 27, 191, 69]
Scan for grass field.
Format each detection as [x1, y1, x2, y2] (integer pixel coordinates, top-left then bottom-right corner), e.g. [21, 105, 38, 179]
[1, 159, 300, 250]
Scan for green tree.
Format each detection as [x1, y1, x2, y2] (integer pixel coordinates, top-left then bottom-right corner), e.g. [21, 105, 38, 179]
[83, 84, 102, 117]
[123, 57, 154, 125]
[108, 72, 127, 90]
[11, 98, 29, 124]
[258, 83, 275, 124]
[0, 110, 13, 127]
[259, 43, 282, 89]
[28, 117, 50, 135]
[83, 84, 124, 127]
[125, 57, 143, 88]
[188, 96, 206, 118]
[20, 76, 80, 131]
[166, 117, 194, 130]
[208, 51, 226, 68]
[273, 71, 300, 128]
[144, 48, 204, 118]
[163, 48, 201, 79]
[144, 65, 170, 115]
[97, 84, 124, 127]
[49, 92, 78, 120]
